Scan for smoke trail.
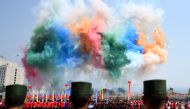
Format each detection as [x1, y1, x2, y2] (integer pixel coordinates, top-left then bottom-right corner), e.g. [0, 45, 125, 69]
[22, 0, 168, 89]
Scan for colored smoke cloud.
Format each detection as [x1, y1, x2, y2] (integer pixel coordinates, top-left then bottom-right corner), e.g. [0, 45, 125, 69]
[22, 0, 167, 89]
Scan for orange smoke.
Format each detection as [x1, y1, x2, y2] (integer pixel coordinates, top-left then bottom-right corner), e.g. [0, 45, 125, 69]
[137, 27, 167, 64]
[67, 18, 92, 53]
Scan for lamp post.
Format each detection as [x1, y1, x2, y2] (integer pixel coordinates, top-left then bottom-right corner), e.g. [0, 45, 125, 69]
[128, 80, 131, 100]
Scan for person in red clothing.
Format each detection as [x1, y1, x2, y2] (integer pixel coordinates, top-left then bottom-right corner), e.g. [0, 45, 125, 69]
[24, 101, 30, 109]
[47, 101, 52, 109]
[170, 101, 174, 109]
[185, 103, 190, 109]
[51, 101, 55, 109]
[0, 99, 5, 109]
[43, 101, 47, 109]
[178, 102, 182, 109]
[36, 101, 40, 108]
[55, 101, 59, 109]
[164, 102, 168, 109]
[39, 101, 43, 109]
[29, 101, 32, 109]
[23, 102, 27, 109]
[138, 102, 141, 109]
[60, 101, 65, 108]
[172, 101, 176, 109]
[188, 103, 190, 109]
[34, 101, 37, 109]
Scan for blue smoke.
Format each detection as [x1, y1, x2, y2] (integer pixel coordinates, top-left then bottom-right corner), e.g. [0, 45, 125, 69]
[50, 23, 87, 67]
[122, 22, 144, 53]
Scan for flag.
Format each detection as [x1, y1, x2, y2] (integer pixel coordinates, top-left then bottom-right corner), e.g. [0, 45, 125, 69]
[95, 91, 98, 104]
[101, 88, 104, 100]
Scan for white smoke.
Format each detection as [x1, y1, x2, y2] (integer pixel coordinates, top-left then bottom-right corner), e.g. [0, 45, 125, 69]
[29, 0, 165, 91]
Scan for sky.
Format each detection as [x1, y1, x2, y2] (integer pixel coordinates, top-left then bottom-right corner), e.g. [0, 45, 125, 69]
[0, 0, 190, 93]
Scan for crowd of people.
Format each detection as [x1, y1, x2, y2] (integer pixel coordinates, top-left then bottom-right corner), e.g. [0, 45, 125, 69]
[94, 100, 144, 109]
[165, 100, 190, 109]
[2, 79, 190, 109]
[2, 98, 190, 109]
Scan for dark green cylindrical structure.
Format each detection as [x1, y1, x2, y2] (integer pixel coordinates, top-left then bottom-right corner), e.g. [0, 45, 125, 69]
[71, 82, 92, 97]
[5, 84, 27, 107]
[144, 79, 166, 98]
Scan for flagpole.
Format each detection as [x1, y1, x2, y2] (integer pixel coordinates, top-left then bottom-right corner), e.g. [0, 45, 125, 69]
[95, 90, 98, 104]
[37, 91, 39, 102]
[46, 91, 48, 102]
[53, 90, 54, 102]
[102, 88, 104, 101]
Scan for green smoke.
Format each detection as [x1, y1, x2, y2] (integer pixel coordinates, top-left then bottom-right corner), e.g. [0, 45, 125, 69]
[101, 33, 130, 80]
[26, 25, 58, 70]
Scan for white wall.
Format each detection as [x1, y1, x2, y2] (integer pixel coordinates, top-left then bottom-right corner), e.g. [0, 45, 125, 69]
[0, 58, 25, 86]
